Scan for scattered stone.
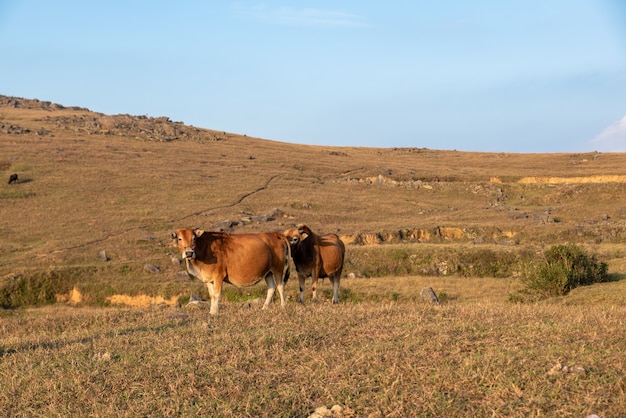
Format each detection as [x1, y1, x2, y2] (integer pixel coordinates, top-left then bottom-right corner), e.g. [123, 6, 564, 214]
[143, 264, 160, 273]
[347, 272, 356, 279]
[98, 250, 110, 262]
[187, 293, 205, 305]
[250, 214, 268, 223]
[330, 405, 343, 415]
[212, 219, 236, 231]
[168, 312, 190, 321]
[308, 405, 355, 418]
[548, 362, 586, 376]
[420, 287, 439, 304]
[240, 298, 264, 309]
[268, 207, 284, 218]
[93, 351, 112, 362]
[175, 271, 190, 280]
[171, 256, 181, 266]
[311, 406, 331, 417]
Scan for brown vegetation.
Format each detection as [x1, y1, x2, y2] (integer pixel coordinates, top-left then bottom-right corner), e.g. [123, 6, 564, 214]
[1, 95, 626, 416]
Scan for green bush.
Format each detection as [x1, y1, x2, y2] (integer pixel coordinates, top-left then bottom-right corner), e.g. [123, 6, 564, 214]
[517, 243, 608, 300]
[0, 268, 80, 308]
[347, 245, 533, 279]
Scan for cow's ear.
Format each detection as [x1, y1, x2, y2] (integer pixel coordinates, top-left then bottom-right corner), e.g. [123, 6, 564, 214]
[298, 225, 311, 237]
[194, 228, 205, 237]
[170, 232, 178, 247]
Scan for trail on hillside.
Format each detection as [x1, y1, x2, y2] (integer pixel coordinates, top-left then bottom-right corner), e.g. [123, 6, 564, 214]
[176, 174, 282, 222]
[33, 174, 283, 258]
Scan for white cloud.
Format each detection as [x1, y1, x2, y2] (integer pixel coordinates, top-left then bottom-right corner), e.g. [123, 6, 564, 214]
[234, 4, 368, 28]
[589, 115, 626, 152]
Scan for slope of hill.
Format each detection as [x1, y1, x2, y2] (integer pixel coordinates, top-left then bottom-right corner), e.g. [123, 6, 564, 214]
[1, 95, 626, 304]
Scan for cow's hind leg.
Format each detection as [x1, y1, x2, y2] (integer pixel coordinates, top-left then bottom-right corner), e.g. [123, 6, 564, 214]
[331, 274, 341, 304]
[263, 274, 276, 309]
[273, 271, 287, 308]
[276, 282, 286, 307]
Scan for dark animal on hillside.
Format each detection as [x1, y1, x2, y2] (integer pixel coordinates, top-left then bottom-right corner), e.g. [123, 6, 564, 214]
[8, 173, 18, 184]
[283, 224, 345, 304]
[171, 228, 291, 315]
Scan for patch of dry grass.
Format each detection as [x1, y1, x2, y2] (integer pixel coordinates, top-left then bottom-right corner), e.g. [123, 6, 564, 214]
[0, 284, 625, 416]
[2, 101, 626, 277]
[1, 97, 626, 416]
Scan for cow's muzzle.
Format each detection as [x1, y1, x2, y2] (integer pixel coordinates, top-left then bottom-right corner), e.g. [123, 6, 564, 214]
[183, 248, 195, 259]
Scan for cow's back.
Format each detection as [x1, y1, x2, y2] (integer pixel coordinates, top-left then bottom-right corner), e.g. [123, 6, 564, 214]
[256, 231, 291, 279]
[257, 232, 290, 260]
[200, 233, 274, 285]
[318, 234, 345, 276]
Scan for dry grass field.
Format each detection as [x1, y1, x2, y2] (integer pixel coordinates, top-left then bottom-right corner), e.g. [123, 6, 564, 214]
[1, 95, 626, 416]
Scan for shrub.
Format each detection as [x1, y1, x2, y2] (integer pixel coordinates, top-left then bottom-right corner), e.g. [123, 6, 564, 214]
[516, 243, 608, 300]
[0, 268, 80, 308]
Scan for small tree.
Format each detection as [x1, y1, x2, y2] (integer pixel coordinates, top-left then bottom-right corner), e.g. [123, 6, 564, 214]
[516, 243, 608, 301]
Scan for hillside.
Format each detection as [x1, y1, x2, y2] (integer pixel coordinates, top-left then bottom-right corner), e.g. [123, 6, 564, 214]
[1, 95, 626, 305]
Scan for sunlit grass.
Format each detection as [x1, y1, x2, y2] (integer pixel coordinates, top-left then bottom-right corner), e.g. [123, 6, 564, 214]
[1, 285, 625, 416]
[1, 98, 626, 416]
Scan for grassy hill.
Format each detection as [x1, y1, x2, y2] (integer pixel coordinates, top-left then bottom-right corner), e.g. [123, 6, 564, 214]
[1, 95, 626, 416]
[2, 94, 626, 305]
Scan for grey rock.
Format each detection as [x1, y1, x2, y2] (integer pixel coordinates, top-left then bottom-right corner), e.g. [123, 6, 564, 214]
[420, 287, 439, 303]
[143, 264, 160, 273]
[175, 271, 190, 280]
[98, 250, 110, 262]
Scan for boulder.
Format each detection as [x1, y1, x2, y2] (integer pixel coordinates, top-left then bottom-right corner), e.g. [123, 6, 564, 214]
[143, 264, 160, 273]
[420, 287, 439, 303]
[98, 250, 110, 262]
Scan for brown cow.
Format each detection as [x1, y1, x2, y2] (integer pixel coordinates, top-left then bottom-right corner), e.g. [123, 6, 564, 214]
[283, 224, 345, 304]
[172, 228, 290, 315]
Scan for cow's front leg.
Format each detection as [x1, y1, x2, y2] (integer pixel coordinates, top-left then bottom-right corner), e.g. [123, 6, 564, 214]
[298, 273, 306, 304]
[311, 275, 319, 302]
[207, 280, 221, 315]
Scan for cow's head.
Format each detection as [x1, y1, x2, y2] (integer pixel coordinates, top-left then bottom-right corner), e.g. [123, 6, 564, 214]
[284, 224, 311, 250]
[171, 228, 204, 260]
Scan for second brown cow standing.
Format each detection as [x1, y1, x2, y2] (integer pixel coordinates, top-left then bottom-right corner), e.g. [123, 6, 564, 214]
[283, 224, 345, 304]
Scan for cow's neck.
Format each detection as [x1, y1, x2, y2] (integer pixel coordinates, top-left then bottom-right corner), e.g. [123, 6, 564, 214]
[185, 258, 202, 279]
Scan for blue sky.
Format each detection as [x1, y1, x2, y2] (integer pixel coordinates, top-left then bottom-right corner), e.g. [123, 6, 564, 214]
[1, 1, 625, 152]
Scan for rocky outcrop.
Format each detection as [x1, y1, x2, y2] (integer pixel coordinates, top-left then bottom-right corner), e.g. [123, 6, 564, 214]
[342, 226, 520, 245]
[0, 94, 224, 142]
[45, 114, 223, 142]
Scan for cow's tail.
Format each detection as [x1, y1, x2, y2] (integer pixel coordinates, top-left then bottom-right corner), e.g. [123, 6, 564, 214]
[281, 235, 291, 284]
